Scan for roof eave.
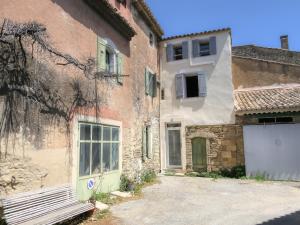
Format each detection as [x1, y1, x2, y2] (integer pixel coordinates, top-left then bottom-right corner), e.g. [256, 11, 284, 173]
[84, 0, 136, 41]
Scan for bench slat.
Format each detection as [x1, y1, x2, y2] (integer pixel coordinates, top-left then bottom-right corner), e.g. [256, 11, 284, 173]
[21, 203, 94, 225]
[3, 186, 72, 206]
[4, 192, 76, 214]
[2, 184, 94, 225]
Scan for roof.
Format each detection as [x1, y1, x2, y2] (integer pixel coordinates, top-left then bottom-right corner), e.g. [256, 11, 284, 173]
[162, 28, 231, 41]
[132, 0, 164, 37]
[85, 0, 136, 40]
[232, 45, 300, 66]
[234, 84, 300, 115]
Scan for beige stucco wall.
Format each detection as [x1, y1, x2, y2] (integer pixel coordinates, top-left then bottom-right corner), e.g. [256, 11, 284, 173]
[0, 0, 160, 197]
[159, 31, 234, 171]
[232, 57, 300, 89]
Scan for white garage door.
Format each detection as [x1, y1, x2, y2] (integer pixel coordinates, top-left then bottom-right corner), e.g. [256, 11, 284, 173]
[244, 124, 300, 181]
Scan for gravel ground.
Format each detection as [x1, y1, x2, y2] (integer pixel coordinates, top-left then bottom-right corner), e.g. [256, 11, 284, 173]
[111, 176, 300, 225]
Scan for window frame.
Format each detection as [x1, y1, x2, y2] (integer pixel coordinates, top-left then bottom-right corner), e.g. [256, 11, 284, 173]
[185, 75, 199, 98]
[173, 44, 183, 60]
[199, 41, 210, 57]
[78, 122, 120, 178]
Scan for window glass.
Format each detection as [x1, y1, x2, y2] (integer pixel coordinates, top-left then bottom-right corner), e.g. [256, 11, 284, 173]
[92, 143, 101, 174]
[174, 45, 183, 60]
[79, 143, 90, 176]
[185, 76, 199, 97]
[112, 143, 119, 170]
[199, 42, 210, 56]
[80, 124, 91, 140]
[103, 127, 111, 141]
[112, 127, 119, 141]
[92, 125, 101, 141]
[103, 143, 111, 172]
[79, 123, 120, 176]
[106, 50, 111, 72]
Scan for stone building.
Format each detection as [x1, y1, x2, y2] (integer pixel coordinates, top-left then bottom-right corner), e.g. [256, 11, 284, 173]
[159, 28, 243, 173]
[0, 0, 163, 200]
[232, 36, 300, 180]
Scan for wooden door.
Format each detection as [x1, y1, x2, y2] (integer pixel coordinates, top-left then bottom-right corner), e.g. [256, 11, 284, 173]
[167, 129, 181, 166]
[192, 137, 207, 172]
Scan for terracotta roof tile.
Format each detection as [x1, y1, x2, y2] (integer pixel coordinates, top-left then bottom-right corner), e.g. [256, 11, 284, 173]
[234, 84, 300, 115]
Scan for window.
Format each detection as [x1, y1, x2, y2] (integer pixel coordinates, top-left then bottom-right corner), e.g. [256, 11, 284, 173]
[97, 37, 123, 84]
[173, 45, 183, 60]
[145, 68, 157, 97]
[149, 32, 154, 46]
[166, 42, 188, 62]
[175, 73, 207, 99]
[192, 36, 217, 58]
[161, 88, 165, 100]
[79, 123, 120, 177]
[185, 76, 199, 98]
[143, 125, 152, 160]
[258, 117, 293, 124]
[199, 42, 210, 56]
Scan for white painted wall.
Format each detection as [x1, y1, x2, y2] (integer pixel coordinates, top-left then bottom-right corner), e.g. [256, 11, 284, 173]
[244, 124, 300, 181]
[159, 31, 235, 170]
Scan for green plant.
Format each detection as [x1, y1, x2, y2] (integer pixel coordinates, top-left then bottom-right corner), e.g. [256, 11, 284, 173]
[95, 209, 110, 220]
[219, 165, 246, 179]
[253, 173, 267, 182]
[119, 174, 133, 192]
[141, 169, 156, 183]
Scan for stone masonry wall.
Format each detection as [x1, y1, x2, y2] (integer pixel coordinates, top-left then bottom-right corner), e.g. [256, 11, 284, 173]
[185, 125, 244, 172]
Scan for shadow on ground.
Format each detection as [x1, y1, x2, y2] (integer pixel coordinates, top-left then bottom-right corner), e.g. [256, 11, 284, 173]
[258, 210, 300, 225]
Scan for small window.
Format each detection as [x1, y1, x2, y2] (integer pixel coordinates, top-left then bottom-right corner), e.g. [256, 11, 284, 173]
[185, 76, 199, 98]
[161, 88, 165, 100]
[145, 126, 152, 158]
[149, 32, 154, 46]
[173, 45, 183, 60]
[199, 42, 210, 56]
[258, 117, 294, 124]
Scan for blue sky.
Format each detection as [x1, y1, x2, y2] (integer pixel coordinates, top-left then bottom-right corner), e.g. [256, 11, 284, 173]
[146, 0, 300, 51]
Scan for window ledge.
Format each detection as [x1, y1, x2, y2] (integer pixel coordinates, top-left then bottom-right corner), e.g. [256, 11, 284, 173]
[190, 60, 215, 67]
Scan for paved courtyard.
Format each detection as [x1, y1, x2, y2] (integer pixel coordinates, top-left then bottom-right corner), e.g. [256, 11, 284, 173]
[111, 176, 300, 225]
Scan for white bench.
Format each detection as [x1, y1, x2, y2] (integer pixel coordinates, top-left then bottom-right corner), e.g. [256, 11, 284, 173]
[1, 184, 94, 225]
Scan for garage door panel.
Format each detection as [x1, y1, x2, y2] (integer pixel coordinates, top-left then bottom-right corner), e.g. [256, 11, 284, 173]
[244, 124, 300, 181]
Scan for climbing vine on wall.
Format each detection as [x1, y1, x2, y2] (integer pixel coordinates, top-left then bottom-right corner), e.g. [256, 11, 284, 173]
[0, 19, 110, 158]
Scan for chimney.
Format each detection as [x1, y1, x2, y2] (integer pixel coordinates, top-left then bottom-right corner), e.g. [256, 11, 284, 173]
[280, 35, 289, 50]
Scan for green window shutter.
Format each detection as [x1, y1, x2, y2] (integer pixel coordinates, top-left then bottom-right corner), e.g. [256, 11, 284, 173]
[145, 68, 150, 95]
[152, 74, 157, 97]
[117, 53, 123, 84]
[97, 36, 106, 72]
[149, 73, 154, 97]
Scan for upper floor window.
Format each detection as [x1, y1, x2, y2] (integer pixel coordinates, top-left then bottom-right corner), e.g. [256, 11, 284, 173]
[175, 73, 207, 99]
[173, 45, 183, 60]
[149, 32, 154, 46]
[145, 68, 157, 97]
[192, 36, 217, 58]
[199, 42, 210, 56]
[166, 41, 188, 62]
[97, 36, 123, 84]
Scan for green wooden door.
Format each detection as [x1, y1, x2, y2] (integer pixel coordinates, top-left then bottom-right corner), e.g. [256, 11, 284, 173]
[192, 137, 207, 172]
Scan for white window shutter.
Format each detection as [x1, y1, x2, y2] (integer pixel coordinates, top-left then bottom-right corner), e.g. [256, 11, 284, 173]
[198, 73, 207, 97]
[175, 74, 184, 99]
[192, 40, 200, 58]
[182, 41, 189, 59]
[97, 36, 106, 72]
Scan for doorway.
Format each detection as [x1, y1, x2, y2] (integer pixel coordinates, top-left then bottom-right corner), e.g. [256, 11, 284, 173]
[167, 126, 181, 167]
[192, 137, 207, 172]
